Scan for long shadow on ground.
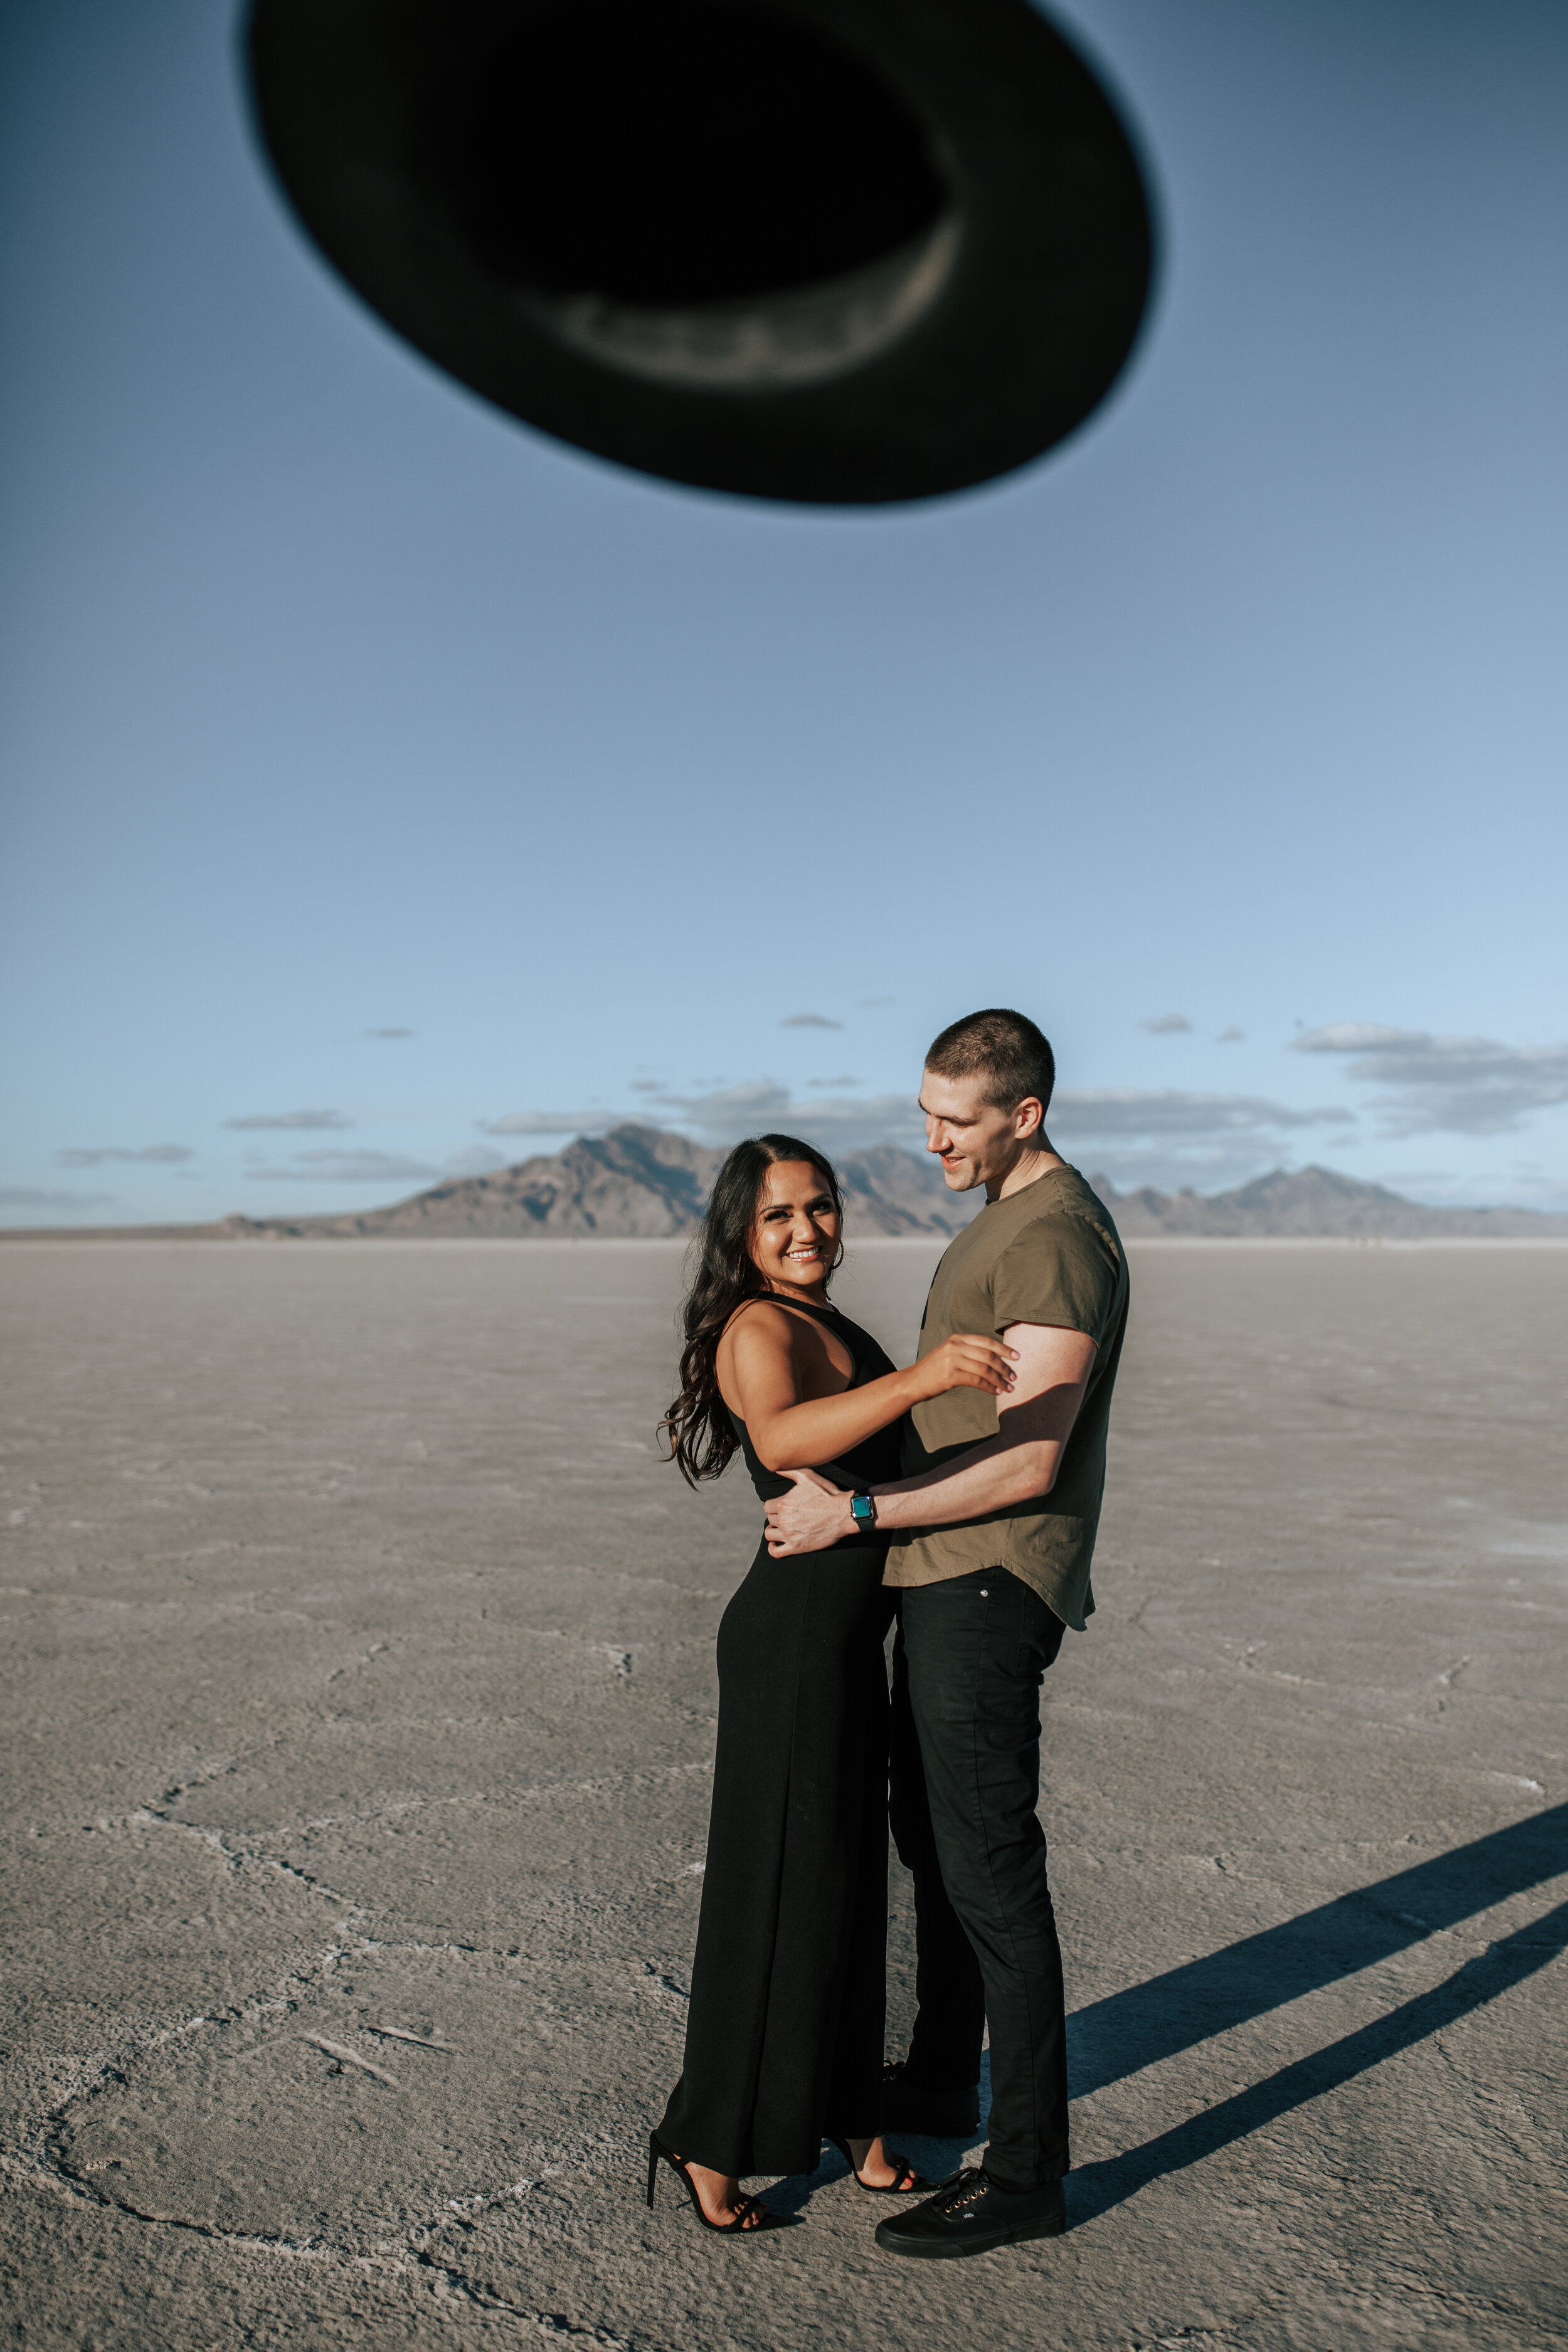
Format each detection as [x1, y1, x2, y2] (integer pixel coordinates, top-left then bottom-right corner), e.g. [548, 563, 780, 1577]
[1069, 1895, 1568, 2222]
[771, 1808, 1568, 2223]
[1066, 1801, 1568, 2222]
[1069, 1802, 1568, 2097]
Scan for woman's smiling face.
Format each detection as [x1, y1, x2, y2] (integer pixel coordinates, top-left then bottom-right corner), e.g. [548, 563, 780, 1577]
[749, 1158, 840, 1297]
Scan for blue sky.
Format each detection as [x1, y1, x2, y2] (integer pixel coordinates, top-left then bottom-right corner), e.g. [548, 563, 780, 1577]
[3, 0, 1565, 1224]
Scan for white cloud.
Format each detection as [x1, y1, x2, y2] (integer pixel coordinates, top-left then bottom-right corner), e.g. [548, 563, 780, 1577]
[1047, 1086, 1355, 1197]
[245, 1150, 439, 1184]
[0, 1184, 115, 1212]
[645, 1081, 921, 1152]
[479, 1109, 622, 1136]
[781, 1014, 842, 1029]
[1050, 1088, 1350, 1140]
[650, 1079, 788, 1126]
[1219, 1027, 1244, 1043]
[364, 1027, 413, 1038]
[1083, 1144, 1318, 1195]
[1140, 1012, 1192, 1035]
[224, 1110, 353, 1131]
[1295, 1025, 1568, 1136]
[56, 1143, 193, 1166]
[650, 1082, 1348, 1155]
[441, 1146, 509, 1176]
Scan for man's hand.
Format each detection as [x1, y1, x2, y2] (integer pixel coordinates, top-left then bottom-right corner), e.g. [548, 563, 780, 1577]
[765, 1468, 853, 1557]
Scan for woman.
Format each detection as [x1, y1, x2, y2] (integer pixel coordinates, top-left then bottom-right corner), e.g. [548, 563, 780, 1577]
[649, 1133, 1017, 2234]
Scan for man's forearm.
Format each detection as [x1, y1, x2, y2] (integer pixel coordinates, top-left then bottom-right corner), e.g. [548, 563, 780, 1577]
[869, 1433, 1058, 1534]
[803, 1437, 1061, 1544]
[766, 1431, 1060, 1552]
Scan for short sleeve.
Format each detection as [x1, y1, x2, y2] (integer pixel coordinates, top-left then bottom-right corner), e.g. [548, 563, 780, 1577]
[990, 1212, 1121, 1345]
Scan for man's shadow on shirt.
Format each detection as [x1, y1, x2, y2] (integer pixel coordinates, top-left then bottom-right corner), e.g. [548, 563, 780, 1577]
[832, 1803, 1568, 2226]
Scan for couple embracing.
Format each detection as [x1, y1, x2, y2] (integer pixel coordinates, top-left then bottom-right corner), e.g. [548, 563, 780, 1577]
[650, 1008, 1129, 2259]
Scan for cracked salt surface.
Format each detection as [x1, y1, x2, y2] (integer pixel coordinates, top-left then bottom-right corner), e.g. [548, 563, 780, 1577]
[3, 1239, 1567, 2350]
[46, 1937, 631, 2242]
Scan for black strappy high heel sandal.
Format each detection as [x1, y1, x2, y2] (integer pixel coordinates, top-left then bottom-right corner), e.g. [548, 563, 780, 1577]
[646, 2132, 779, 2233]
[825, 2135, 936, 2195]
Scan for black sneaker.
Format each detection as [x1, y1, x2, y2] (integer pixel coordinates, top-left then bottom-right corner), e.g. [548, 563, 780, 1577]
[880, 2060, 980, 2139]
[874, 2166, 1066, 2259]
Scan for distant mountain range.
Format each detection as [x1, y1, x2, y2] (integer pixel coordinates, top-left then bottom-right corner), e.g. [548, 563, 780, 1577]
[10, 1123, 1567, 1241]
[213, 1126, 980, 1240]
[1103, 1161, 1568, 1239]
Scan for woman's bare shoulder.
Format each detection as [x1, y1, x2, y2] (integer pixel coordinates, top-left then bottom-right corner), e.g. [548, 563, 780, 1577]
[719, 1296, 798, 1350]
[718, 1298, 829, 1380]
[714, 1296, 805, 1417]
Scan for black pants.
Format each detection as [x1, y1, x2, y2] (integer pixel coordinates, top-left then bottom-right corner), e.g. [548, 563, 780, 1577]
[889, 1568, 1069, 2191]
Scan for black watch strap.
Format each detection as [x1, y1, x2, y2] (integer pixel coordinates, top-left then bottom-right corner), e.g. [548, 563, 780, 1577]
[849, 1491, 877, 1531]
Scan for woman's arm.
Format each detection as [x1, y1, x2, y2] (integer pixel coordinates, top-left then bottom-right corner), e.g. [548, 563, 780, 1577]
[723, 1302, 1017, 1475]
[762, 1323, 1097, 1550]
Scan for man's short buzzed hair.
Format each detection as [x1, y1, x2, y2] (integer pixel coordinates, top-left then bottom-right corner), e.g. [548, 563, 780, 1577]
[924, 1008, 1056, 1116]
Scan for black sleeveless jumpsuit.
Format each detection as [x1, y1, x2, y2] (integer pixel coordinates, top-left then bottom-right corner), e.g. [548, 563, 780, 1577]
[659, 1299, 903, 2179]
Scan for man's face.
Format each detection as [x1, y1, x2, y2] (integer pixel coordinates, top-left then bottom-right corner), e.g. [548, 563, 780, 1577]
[919, 1068, 1044, 1192]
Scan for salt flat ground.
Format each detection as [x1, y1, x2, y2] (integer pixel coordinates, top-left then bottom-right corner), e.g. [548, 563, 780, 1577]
[1, 1238, 1565, 2352]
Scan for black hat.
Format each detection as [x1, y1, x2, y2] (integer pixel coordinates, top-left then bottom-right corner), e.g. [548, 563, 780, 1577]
[246, 0, 1155, 504]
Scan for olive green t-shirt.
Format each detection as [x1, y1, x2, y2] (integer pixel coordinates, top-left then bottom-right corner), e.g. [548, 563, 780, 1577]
[883, 1163, 1128, 1631]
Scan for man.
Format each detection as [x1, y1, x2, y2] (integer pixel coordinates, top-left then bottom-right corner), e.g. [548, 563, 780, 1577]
[764, 1008, 1128, 2259]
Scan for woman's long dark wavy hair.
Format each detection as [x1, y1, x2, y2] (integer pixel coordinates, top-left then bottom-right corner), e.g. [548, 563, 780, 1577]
[659, 1133, 844, 1486]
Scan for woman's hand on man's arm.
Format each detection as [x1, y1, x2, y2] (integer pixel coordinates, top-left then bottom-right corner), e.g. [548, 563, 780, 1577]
[914, 1333, 1018, 1402]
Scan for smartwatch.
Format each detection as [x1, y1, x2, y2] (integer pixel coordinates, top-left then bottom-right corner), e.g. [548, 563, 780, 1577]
[849, 1492, 878, 1534]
